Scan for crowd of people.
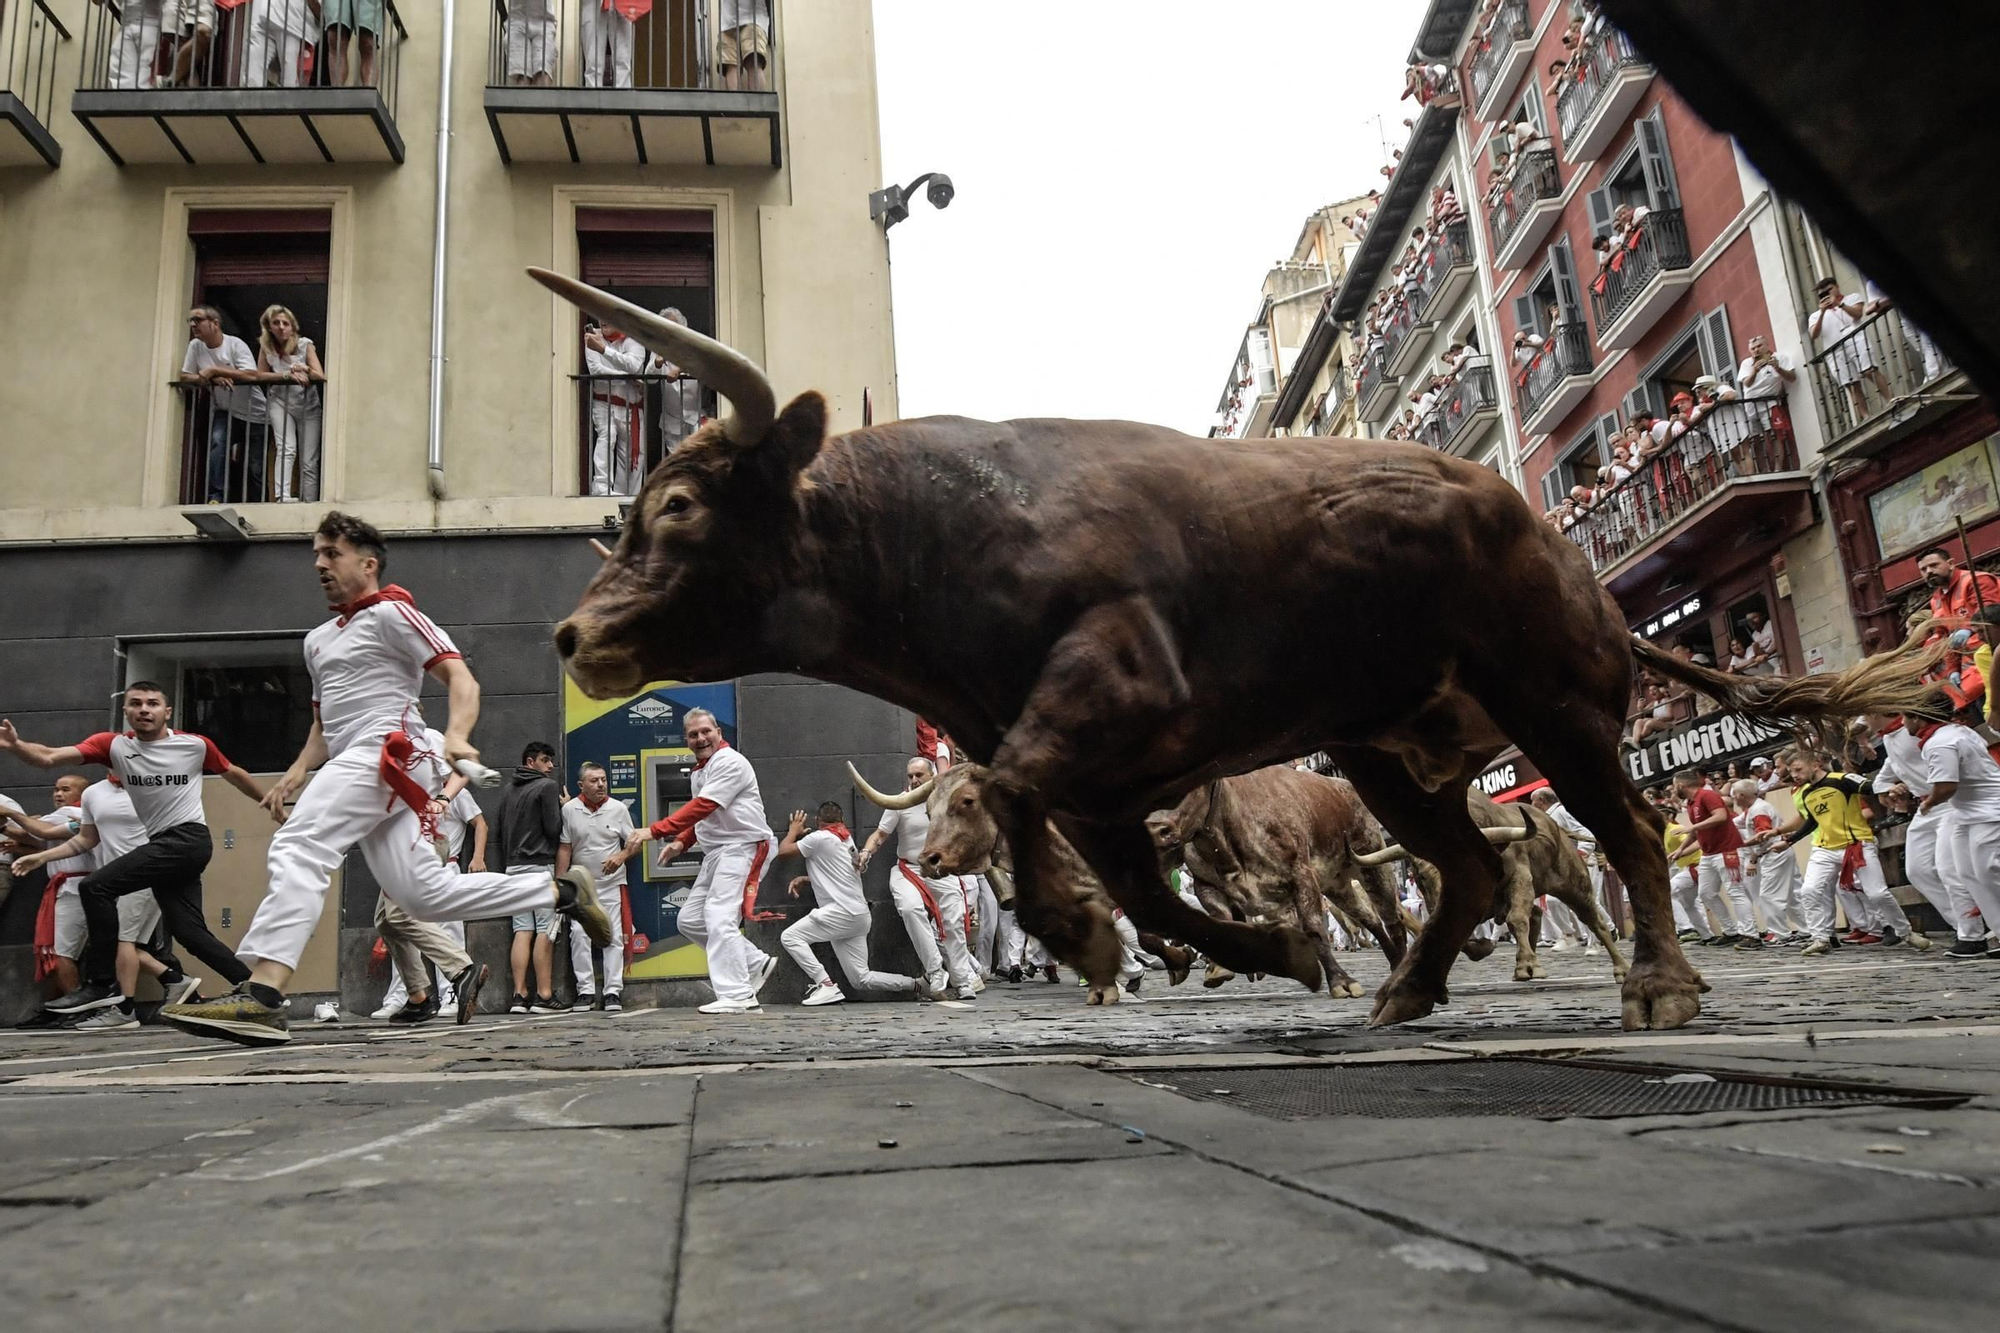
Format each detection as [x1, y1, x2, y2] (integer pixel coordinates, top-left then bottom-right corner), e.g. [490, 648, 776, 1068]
[502, 0, 772, 91]
[96, 0, 392, 92]
[179, 302, 326, 505]
[1354, 185, 1466, 394]
[1382, 336, 1489, 444]
[1626, 611, 1786, 745]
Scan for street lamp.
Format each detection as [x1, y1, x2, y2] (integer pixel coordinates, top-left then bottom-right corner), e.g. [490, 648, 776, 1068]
[869, 172, 955, 230]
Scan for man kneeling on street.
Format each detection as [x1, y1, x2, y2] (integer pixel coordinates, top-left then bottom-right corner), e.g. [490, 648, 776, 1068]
[780, 802, 925, 1006]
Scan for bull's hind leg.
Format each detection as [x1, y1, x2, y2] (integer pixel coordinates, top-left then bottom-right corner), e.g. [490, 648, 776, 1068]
[1329, 747, 1506, 1027]
[1553, 866, 1629, 981]
[1292, 867, 1366, 999]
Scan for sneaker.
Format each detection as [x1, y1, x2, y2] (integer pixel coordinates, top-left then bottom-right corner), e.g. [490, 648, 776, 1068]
[1042, 964, 1060, 984]
[1548, 938, 1571, 951]
[1675, 929, 1701, 943]
[1903, 930, 1933, 952]
[371, 1002, 400, 1020]
[1801, 938, 1834, 957]
[160, 973, 202, 1007]
[388, 993, 440, 1025]
[507, 993, 529, 1014]
[1732, 936, 1766, 951]
[1948, 938, 1989, 962]
[602, 993, 622, 1013]
[971, 976, 987, 994]
[1846, 931, 1883, 946]
[553, 868, 615, 947]
[750, 952, 779, 999]
[162, 987, 291, 1047]
[801, 982, 846, 1007]
[46, 981, 122, 1014]
[1700, 935, 1736, 947]
[1123, 975, 1143, 995]
[74, 1006, 140, 1032]
[571, 994, 598, 1013]
[1759, 931, 1784, 946]
[450, 963, 489, 1025]
[698, 998, 761, 1014]
[1005, 966, 1024, 984]
[528, 995, 562, 1014]
[926, 969, 949, 996]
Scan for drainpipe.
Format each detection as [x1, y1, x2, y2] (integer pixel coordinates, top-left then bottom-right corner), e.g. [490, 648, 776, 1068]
[426, 0, 457, 501]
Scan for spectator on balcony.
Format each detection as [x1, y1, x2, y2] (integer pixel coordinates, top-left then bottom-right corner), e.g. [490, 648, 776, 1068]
[585, 319, 649, 497]
[243, 0, 319, 89]
[1809, 277, 1893, 421]
[322, 0, 385, 87]
[1726, 636, 1778, 676]
[647, 307, 704, 454]
[1734, 335, 1794, 400]
[582, 0, 644, 90]
[1505, 118, 1547, 156]
[100, 0, 163, 90]
[1863, 280, 1946, 384]
[1744, 610, 1780, 668]
[718, 0, 772, 92]
[180, 306, 267, 504]
[255, 305, 324, 504]
[504, 0, 557, 86]
[1510, 328, 1544, 370]
[1631, 681, 1686, 744]
[159, 0, 216, 87]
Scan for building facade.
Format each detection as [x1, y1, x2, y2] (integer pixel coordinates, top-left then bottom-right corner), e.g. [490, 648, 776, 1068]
[0, 1, 918, 1015]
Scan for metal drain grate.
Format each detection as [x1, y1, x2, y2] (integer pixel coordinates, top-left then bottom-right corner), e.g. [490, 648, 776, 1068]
[1126, 1057, 1967, 1120]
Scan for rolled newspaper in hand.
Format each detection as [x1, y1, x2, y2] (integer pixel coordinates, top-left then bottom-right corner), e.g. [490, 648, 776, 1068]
[453, 758, 503, 789]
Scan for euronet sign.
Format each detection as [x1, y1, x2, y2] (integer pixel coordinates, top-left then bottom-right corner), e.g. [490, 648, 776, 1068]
[1625, 712, 1787, 783]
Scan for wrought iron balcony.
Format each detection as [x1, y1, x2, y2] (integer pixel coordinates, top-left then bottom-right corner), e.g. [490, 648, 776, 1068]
[1806, 307, 1962, 459]
[1469, 0, 1533, 120]
[575, 371, 712, 495]
[1588, 207, 1695, 348]
[1514, 321, 1594, 432]
[1554, 26, 1652, 163]
[1354, 344, 1396, 423]
[0, 0, 66, 166]
[1488, 146, 1563, 271]
[1439, 363, 1500, 452]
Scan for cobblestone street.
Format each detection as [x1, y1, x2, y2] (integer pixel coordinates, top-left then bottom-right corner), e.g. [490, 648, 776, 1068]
[3, 945, 1996, 1332]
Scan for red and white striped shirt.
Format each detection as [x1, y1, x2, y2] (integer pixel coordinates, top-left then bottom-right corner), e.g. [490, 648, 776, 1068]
[306, 586, 461, 759]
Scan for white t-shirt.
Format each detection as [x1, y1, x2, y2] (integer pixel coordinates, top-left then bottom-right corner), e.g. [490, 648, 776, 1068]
[655, 744, 770, 850]
[182, 334, 265, 419]
[1871, 725, 1932, 797]
[440, 789, 482, 860]
[1808, 295, 1863, 349]
[720, 0, 771, 29]
[74, 729, 231, 835]
[80, 780, 148, 869]
[262, 335, 321, 415]
[1734, 798, 1780, 851]
[562, 795, 637, 887]
[875, 803, 933, 864]
[305, 594, 461, 759]
[38, 804, 90, 890]
[797, 828, 867, 915]
[1924, 724, 2000, 823]
[1735, 351, 1794, 400]
[1750, 621, 1777, 657]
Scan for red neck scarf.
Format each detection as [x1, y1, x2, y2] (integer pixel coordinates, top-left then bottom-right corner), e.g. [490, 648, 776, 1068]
[821, 821, 851, 842]
[581, 793, 608, 812]
[1916, 719, 1949, 747]
[334, 583, 416, 626]
[693, 740, 731, 769]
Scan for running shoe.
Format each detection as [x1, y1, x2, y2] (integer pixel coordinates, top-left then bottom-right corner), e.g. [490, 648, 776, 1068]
[1701, 935, 1739, 947]
[160, 973, 202, 1007]
[1675, 929, 1701, 943]
[46, 981, 122, 1014]
[1903, 930, 1932, 952]
[697, 998, 761, 1014]
[74, 1006, 139, 1032]
[388, 993, 439, 1025]
[508, 993, 529, 1014]
[1123, 975, 1144, 995]
[553, 869, 615, 947]
[162, 987, 291, 1047]
[601, 993, 622, 1013]
[528, 995, 562, 1014]
[1005, 966, 1024, 984]
[1800, 938, 1834, 957]
[752, 952, 780, 997]
[1732, 936, 1766, 951]
[1947, 938, 1988, 962]
[1758, 931, 1784, 946]
[801, 982, 846, 1007]
[1042, 964, 1061, 984]
[450, 963, 488, 1025]
[1846, 931, 1883, 946]
[571, 994, 598, 1013]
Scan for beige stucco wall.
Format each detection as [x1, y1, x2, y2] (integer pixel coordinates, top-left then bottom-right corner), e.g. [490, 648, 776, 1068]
[0, 0, 895, 542]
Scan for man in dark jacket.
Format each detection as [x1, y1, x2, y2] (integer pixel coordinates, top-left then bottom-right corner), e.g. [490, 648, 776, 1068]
[493, 741, 564, 1012]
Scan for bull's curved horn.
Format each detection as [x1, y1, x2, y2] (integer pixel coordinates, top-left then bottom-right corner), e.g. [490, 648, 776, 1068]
[1484, 824, 1536, 844]
[588, 538, 613, 562]
[527, 267, 775, 447]
[1352, 843, 1411, 867]
[986, 864, 1016, 908]
[846, 761, 934, 811]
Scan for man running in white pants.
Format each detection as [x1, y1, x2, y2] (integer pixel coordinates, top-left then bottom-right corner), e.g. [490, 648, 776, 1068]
[1672, 769, 1764, 949]
[558, 761, 637, 1011]
[3, 774, 88, 998]
[373, 766, 487, 1018]
[163, 511, 611, 1046]
[1729, 779, 1804, 945]
[779, 802, 925, 1005]
[1771, 753, 1918, 956]
[371, 730, 492, 1026]
[1865, 707, 1981, 956]
[1919, 708, 2000, 961]
[620, 709, 777, 1014]
[856, 757, 981, 1002]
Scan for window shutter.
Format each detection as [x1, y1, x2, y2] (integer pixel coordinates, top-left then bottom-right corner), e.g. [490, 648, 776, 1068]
[578, 242, 713, 287]
[1636, 107, 1681, 210]
[1540, 466, 1563, 511]
[1702, 305, 1736, 384]
[1550, 239, 1583, 321]
[1512, 292, 1541, 338]
[1622, 386, 1650, 422]
[1597, 411, 1622, 446]
[1585, 187, 1614, 238]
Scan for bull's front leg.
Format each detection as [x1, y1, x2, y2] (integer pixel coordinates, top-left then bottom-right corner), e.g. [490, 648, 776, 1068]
[990, 803, 1125, 1000]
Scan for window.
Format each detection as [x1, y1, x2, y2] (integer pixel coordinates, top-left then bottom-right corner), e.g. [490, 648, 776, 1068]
[124, 638, 316, 774]
[1630, 307, 1738, 418]
[1542, 416, 1617, 509]
[1512, 237, 1582, 340]
[179, 209, 332, 507]
[1585, 107, 1681, 239]
[575, 207, 717, 496]
[1722, 592, 1783, 673]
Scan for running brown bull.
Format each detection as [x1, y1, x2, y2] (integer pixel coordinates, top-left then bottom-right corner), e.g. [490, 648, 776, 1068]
[538, 267, 1944, 1031]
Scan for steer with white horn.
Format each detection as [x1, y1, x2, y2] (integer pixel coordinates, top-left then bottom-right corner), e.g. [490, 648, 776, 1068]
[1358, 789, 1629, 985]
[544, 263, 1948, 1031]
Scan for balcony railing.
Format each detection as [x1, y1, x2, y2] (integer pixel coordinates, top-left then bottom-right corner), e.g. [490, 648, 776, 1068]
[81, 0, 404, 105]
[175, 377, 326, 507]
[1377, 299, 1423, 371]
[1, 0, 67, 166]
[1469, 0, 1531, 110]
[1554, 26, 1646, 151]
[1515, 321, 1593, 422]
[485, 0, 781, 165]
[1807, 307, 1959, 449]
[1589, 207, 1693, 330]
[575, 372, 713, 497]
[1488, 146, 1562, 256]
[1439, 363, 1498, 450]
[1566, 402, 1800, 575]
[1353, 344, 1394, 420]
[1305, 366, 1350, 437]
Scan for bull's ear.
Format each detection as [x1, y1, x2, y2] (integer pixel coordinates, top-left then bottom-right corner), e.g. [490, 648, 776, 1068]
[762, 391, 829, 477]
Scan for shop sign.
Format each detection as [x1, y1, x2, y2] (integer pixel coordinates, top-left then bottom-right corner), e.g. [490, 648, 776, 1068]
[1624, 711, 1786, 784]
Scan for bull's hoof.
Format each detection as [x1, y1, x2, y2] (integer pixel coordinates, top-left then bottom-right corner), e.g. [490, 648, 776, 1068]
[1460, 938, 1498, 962]
[1274, 926, 1324, 991]
[1609, 956, 1631, 983]
[1328, 976, 1367, 1000]
[1618, 959, 1711, 1031]
[1086, 985, 1120, 1006]
[1202, 964, 1235, 989]
[1512, 960, 1547, 982]
[1166, 951, 1194, 987]
[1367, 978, 1444, 1028]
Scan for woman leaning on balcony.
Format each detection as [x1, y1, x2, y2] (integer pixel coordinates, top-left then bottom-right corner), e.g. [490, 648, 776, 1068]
[256, 305, 325, 503]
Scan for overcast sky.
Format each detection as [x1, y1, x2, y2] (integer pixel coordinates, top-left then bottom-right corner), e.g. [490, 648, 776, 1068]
[874, 0, 1429, 434]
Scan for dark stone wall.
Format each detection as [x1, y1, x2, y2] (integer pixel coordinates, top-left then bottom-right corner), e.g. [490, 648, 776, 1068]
[1, 531, 939, 1016]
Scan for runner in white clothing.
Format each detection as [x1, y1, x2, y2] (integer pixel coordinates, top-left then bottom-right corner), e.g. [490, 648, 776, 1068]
[779, 802, 925, 1005]
[558, 762, 638, 1011]
[621, 708, 778, 1013]
[1864, 709, 1982, 954]
[857, 756, 981, 1001]
[162, 512, 611, 1047]
[1, 774, 88, 997]
[1920, 716, 2000, 961]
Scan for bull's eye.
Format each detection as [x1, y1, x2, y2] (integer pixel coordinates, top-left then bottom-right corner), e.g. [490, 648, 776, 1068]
[663, 495, 690, 516]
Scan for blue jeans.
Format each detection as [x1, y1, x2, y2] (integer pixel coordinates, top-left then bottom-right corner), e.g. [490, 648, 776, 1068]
[204, 413, 267, 503]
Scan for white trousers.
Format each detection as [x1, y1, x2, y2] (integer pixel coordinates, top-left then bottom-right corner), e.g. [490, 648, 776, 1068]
[890, 859, 980, 991]
[267, 404, 321, 501]
[1942, 815, 2000, 940]
[935, 875, 980, 991]
[997, 908, 1027, 968]
[972, 874, 999, 972]
[504, 1, 557, 79]
[569, 876, 626, 995]
[240, 742, 556, 970]
[1749, 845, 1802, 933]
[780, 906, 916, 993]
[679, 839, 772, 1005]
[579, 3, 634, 88]
[1901, 314, 1945, 382]
[588, 399, 637, 496]
[1669, 866, 1699, 935]
[1113, 912, 1146, 982]
[242, 14, 307, 88]
[1898, 807, 1970, 940]
[1799, 841, 1907, 942]
[111, 9, 164, 89]
[1695, 852, 1758, 936]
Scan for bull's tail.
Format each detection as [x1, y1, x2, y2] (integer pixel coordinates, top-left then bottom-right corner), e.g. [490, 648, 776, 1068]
[1630, 623, 1949, 753]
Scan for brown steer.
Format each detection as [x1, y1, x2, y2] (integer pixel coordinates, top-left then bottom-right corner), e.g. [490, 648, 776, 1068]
[540, 268, 1941, 1031]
